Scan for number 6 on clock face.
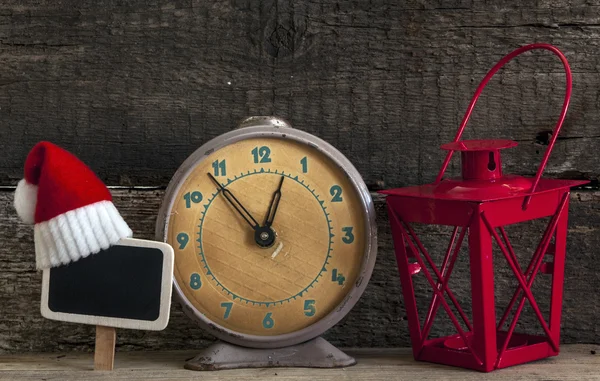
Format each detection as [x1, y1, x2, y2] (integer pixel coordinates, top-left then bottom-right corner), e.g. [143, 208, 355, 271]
[157, 119, 376, 349]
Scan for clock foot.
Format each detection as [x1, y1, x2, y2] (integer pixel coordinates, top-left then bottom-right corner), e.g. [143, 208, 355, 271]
[184, 336, 356, 370]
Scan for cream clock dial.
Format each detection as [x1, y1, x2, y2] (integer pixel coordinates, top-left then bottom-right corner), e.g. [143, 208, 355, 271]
[156, 117, 377, 348]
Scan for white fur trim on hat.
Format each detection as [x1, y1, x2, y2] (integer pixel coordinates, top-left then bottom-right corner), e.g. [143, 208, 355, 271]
[14, 179, 38, 224]
[33, 200, 133, 269]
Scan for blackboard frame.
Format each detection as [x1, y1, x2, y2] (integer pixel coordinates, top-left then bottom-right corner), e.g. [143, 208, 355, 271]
[40, 238, 174, 331]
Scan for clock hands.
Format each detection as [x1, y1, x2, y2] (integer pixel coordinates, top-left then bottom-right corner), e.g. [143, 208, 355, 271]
[207, 172, 260, 231]
[207, 172, 277, 248]
[264, 175, 285, 228]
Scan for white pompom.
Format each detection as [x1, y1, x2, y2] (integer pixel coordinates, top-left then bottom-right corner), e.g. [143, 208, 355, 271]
[14, 179, 38, 224]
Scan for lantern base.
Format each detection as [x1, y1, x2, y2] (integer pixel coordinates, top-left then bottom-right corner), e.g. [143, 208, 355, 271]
[416, 331, 559, 372]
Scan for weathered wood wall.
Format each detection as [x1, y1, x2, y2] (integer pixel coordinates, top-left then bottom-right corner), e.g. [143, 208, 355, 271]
[0, 0, 598, 352]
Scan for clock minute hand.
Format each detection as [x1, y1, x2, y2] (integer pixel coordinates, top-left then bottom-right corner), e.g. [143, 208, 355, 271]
[207, 172, 260, 231]
[264, 175, 285, 228]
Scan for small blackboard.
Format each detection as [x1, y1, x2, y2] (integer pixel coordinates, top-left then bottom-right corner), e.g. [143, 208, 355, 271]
[41, 238, 174, 330]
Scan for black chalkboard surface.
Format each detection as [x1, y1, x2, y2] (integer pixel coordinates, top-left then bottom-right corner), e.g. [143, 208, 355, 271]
[41, 238, 174, 330]
[48, 245, 163, 321]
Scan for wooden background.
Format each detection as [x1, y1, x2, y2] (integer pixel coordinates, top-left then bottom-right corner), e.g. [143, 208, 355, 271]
[0, 0, 598, 353]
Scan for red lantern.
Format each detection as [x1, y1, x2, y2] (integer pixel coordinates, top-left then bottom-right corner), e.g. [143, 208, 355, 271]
[381, 44, 589, 372]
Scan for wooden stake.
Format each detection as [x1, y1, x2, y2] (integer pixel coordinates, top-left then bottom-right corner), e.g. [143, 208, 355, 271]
[94, 326, 116, 371]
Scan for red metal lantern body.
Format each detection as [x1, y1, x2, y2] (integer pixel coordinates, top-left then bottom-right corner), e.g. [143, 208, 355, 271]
[382, 44, 589, 372]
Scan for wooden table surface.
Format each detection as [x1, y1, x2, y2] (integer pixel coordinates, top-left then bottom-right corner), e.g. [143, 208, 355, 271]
[0, 345, 597, 380]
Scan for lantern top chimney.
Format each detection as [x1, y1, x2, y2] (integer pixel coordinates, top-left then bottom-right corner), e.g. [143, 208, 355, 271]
[440, 139, 517, 182]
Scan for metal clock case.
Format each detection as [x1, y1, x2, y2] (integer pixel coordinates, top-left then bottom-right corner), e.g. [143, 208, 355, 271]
[156, 116, 377, 369]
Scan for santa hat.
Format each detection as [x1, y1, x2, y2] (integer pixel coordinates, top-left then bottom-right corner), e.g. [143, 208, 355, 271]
[14, 142, 132, 270]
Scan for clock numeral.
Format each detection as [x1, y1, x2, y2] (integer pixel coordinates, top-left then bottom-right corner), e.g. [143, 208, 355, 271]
[330, 185, 343, 202]
[303, 300, 316, 317]
[331, 269, 346, 286]
[212, 159, 227, 176]
[190, 273, 202, 290]
[176, 232, 189, 249]
[262, 312, 275, 329]
[221, 302, 233, 319]
[251, 146, 272, 163]
[183, 191, 203, 208]
[342, 227, 354, 244]
[300, 156, 308, 173]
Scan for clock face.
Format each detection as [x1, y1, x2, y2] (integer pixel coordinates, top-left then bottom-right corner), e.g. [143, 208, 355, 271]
[166, 137, 366, 336]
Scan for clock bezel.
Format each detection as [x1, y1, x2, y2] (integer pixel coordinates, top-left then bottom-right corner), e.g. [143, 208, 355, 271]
[156, 117, 377, 348]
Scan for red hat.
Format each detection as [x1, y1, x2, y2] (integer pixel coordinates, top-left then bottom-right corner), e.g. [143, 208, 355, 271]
[14, 142, 132, 269]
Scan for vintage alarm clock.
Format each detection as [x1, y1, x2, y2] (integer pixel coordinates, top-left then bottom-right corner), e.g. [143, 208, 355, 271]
[156, 116, 377, 370]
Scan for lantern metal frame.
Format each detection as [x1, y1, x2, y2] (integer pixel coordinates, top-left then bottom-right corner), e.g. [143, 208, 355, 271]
[382, 44, 588, 372]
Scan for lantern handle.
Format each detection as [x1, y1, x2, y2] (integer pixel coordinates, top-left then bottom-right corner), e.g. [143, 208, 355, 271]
[433, 43, 572, 209]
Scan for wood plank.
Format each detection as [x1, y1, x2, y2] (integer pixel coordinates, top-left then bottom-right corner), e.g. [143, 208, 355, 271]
[0, 188, 598, 353]
[0, 345, 598, 380]
[94, 326, 116, 371]
[0, 1, 599, 187]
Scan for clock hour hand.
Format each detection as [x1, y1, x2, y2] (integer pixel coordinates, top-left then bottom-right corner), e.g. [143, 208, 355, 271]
[207, 172, 260, 231]
[264, 175, 285, 228]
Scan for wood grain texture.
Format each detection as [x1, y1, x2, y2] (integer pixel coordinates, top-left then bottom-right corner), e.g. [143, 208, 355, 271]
[0, 1, 599, 187]
[0, 188, 598, 353]
[0, 0, 599, 354]
[0, 345, 598, 380]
